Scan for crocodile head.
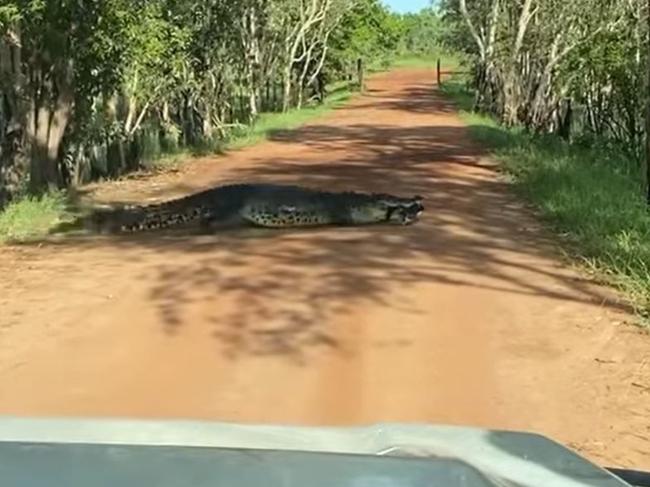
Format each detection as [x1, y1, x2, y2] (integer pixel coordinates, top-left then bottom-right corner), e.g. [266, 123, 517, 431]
[389, 199, 424, 225]
[349, 194, 424, 225]
[377, 194, 424, 225]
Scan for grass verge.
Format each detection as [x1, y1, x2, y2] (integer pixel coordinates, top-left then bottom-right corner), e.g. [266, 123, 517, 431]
[0, 191, 77, 243]
[441, 75, 650, 319]
[391, 51, 463, 70]
[225, 81, 352, 151]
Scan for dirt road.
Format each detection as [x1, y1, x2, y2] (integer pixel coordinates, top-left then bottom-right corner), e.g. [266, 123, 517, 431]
[1, 69, 649, 468]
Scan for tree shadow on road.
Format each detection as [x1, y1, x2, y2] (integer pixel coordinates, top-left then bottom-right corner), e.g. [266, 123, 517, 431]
[15, 116, 633, 363]
[343, 84, 461, 115]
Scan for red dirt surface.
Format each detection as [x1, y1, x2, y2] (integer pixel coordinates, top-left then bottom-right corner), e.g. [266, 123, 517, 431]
[1, 69, 649, 468]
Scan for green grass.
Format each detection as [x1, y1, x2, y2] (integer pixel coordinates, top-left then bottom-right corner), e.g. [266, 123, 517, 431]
[226, 82, 352, 150]
[391, 54, 437, 68]
[442, 76, 650, 319]
[0, 191, 76, 242]
[440, 74, 474, 111]
[391, 51, 464, 71]
[147, 152, 187, 171]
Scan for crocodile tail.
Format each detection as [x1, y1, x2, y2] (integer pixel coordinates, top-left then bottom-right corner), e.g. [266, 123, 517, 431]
[85, 201, 210, 234]
[123, 204, 211, 232]
[84, 185, 248, 234]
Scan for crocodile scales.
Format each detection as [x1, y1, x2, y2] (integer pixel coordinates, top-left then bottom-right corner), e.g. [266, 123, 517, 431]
[88, 183, 424, 233]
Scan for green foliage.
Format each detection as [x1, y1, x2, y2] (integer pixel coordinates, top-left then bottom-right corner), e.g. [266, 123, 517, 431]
[436, 0, 479, 57]
[443, 77, 650, 319]
[327, 2, 455, 74]
[328, 0, 402, 73]
[1, 1, 362, 193]
[398, 7, 447, 55]
[440, 0, 648, 147]
[1, 0, 456, 202]
[440, 73, 474, 110]
[0, 3, 20, 30]
[563, 25, 646, 157]
[0, 0, 456, 209]
[122, 2, 189, 100]
[71, 0, 135, 97]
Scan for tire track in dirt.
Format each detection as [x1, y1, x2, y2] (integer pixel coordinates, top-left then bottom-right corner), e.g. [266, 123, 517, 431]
[1, 69, 649, 468]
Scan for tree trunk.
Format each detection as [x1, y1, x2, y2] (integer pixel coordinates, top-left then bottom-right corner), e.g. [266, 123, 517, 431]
[501, 0, 534, 126]
[243, 4, 261, 119]
[558, 98, 572, 140]
[296, 58, 308, 109]
[459, 0, 500, 114]
[280, 0, 329, 112]
[528, 35, 562, 130]
[296, 55, 311, 109]
[248, 89, 258, 120]
[502, 74, 519, 124]
[27, 60, 74, 192]
[0, 27, 35, 201]
[316, 72, 325, 103]
[474, 62, 498, 113]
[201, 102, 213, 140]
[296, 81, 304, 109]
[282, 65, 292, 112]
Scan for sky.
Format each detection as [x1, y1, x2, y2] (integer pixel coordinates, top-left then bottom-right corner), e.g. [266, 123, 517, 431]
[383, 0, 432, 14]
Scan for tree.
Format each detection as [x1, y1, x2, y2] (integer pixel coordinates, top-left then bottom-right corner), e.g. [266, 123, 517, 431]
[273, 0, 336, 112]
[398, 7, 445, 56]
[444, 0, 634, 132]
[327, 0, 401, 79]
[0, 0, 135, 192]
[441, 0, 650, 204]
[0, 0, 384, 204]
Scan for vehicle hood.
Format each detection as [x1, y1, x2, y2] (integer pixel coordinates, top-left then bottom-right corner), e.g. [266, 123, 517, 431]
[0, 417, 631, 487]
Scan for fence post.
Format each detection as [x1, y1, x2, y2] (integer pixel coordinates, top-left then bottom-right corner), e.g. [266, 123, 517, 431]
[239, 91, 245, 122]
[265, 80, 270, 112]
[272, 82, 278, 112]
[357, 58, 364, 93]
[558, 98, 572, 141]
[436, 58, 441, 86]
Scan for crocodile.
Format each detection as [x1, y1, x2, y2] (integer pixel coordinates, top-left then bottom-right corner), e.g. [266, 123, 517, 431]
[87, 183, 424, 233]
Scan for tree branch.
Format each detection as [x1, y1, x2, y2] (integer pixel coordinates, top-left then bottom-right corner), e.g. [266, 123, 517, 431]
[459, 0, 486, 59]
